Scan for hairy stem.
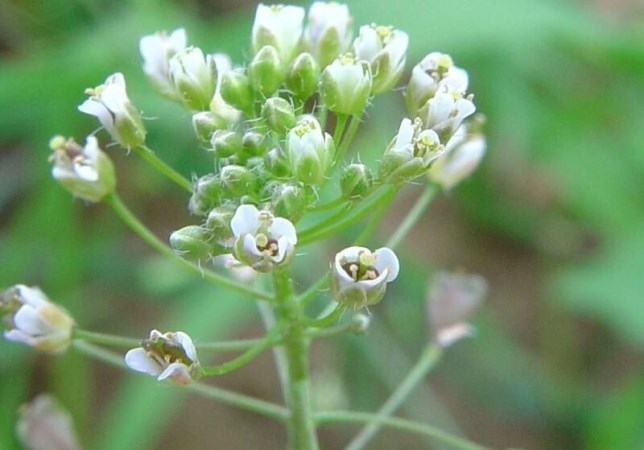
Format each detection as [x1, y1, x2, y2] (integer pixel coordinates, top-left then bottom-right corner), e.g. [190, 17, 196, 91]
[133, 145, 193, 192]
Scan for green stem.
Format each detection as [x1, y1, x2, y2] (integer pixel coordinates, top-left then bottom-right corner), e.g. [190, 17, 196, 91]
[73, 329, 140, 347]
[334, 114, 362, 165]
[386, 184, 437, 250]
[307, 196, 348, 212]
[273, 267, 319, 450]
[297, 272, 330, 306]
[344, 345, 443, 450]
[298, 203, 352, 240]
[315, 410, 488, 450]
[72, 340, 288, 421]
[304, 304, 345, 328]
[107, 193, 271, 301]
[333, 114, 349, 148]
[133, 145, 193, 193]
[202, 324, 283, 376]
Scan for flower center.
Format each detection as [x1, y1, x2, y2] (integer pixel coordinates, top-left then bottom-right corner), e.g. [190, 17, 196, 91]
[342, 259, 380, 282]
[143, 337, 192, 365]
[255, 233, 279, 256]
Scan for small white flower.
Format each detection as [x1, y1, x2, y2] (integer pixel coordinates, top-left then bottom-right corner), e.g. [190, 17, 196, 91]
[125, 329, 200, 385]
[2, 285, 74, 354]
[319, 53, 372, 116]
[420, 85, 476, 139]
[78, 73, 146, 148]
[287, 115, 334, 184]
[139, 28, 187, 99]
[230, 204, 297, 272]
[252, 4, 305, 64]
[168, 46, 217, 111]
[331, 246, 399, 308]
[16, 394, 81, 450]
[429, 125, 486, 190]
[304, 2, 353, 68]
[353, 24, 408, 94]
[49, 135, 115, 202]
[427, 271, 487, 347]
[406, 52, 469, 116]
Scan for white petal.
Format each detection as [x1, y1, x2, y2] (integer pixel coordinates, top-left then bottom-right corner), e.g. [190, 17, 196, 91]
[158, 362, 192, 384]
[175, 331, 197, 362]
[15, 285, 49, 308]
[124, 348, 163, 376]
[373, 247, 399, 281]
[78, 100, 115, 131]
[5, 329, 38, 347]
[242, 233, 263, 257]
[269, 217, 297, 245]
[13, 306, 52, 336]
[230, 204, 260, 237]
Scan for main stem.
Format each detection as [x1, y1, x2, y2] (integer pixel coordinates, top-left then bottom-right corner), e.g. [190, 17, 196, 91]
[273, 267, 319, 450]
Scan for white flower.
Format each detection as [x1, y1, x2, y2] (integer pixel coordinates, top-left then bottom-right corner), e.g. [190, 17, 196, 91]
[252, 4, 305, 64]
[78, 73, 146, 148]
[230, 204, 297, 272]
[429, 125, 486, 190]
[125, 329, 200, 385]
[139, 28, 187, 99]
[16, 394, 81, 450]
[353, 24, 408, 94]
[49, 135, 115, 202]
[331, 246, 399, 308]
[420, 85, 476, 139]
[168, 46, 217, 111]
[287, 115, 334, 184]
[379, 117, 444, 183]
[304, 2, 353, 68]
[406, 52, 469, 116]
[319, 53, 372, 116]
[427, 271, 487, 347]
[1, 285, 74, 354]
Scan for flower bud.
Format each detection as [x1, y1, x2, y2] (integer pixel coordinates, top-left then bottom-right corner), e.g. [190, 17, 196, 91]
[230, 204, 297, 272]
[286, 52, 320, 101]
[220, 165, 256, 197]
[206, 206, 235, 247]
[268, 182, 309, 222]
[168, 47, 217, 111]
[379, 117, 444, 184]
[139, 28, 187, 100]
[189, 174, 223, 215]
[353, 24, 408, 95]
[252, 4, 304, 65]
[405, 52, 469, 118]
[429, 125, 486, 190]
[262, 97, 296, 134]
[210, 53, 242, 126]
[192, 111, 221, 143]
[169, 225, 214, 262]
[17, 394, 81, 450]
[320, 53, 371, 116]
[242, 130, 268, 158]
[220, 69, 254, 114]
[249, 45, 285, 96]
[125, 329, 201, 384]
[340, 163, 373, 199]
[210, 129, 242, 158]
[331, 247, 399, 308]
[49, 135, 115, 202]
[304, 2, 353, 68]
[419, 85, 476, 142]
[1, 285, 74, 354]
[78, 73, 146, 148]
[264, 147, 290, 177]
[350, 313, 370, 334]
[287, 115, 335, 184]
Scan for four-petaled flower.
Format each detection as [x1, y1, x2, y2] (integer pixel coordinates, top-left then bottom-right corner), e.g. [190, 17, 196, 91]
[230, 204, 297, 272]
[1, 285, 74, 354]
[125, 330, 201, 385]
[78, 73, 146, 148]
[331, 246, 399, 308]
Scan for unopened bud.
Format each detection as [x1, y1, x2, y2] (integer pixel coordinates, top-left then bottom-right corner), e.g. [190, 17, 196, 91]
[320, 54, 371, 116]
[192, 111, 221, 143]
[17, 394, 81, 450]
[304, 2, 353, 68]
[249, 45, 284, 96]
[211, 129, 242, 158]
[168, 47, 217, 111]
[340, 163, 373, 199]
[189, 174, 223, 215]
[286, 52, 320, 101]
[350, 313, 370, 334]
[242, 130, 268, 158]
[205, 207, 234, 246]
[269, 182, 309, 222]
[264, 147, 290, 177]
[169, 225, 213, 262]
[262, 97, 296, 134]
[220, 165, 256, 197]
[220, 69, 254, 114]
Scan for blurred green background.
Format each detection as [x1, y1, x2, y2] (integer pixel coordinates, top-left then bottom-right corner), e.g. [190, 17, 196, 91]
[1, 0, 644, 449]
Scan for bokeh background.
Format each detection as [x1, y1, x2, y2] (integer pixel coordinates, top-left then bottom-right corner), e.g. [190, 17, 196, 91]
[1, 0, 644, 449]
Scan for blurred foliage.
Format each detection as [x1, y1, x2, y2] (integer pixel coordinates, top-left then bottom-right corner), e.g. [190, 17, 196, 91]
[1, 0, 644, 449]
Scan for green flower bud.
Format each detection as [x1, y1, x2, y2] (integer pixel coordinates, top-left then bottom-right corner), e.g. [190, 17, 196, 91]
[50, 135, 116, 203]
[287, 115, 335, 185]
[211, 130, 242, 158]
[242, 131, 268, 158]
[168, 47, 218, 111]
[319, 53, 371, 116]
[264, 147, 291, 178]
[220, 69, 254, 114]
[192, 111, 222, 143]
[189, 174, 223, 215]
[169, 225, 213, 262]
[340, 163, 373, 199]
[262, 97, 296, 134]
[249, 45, 285, 96]
[350, 313, 371, 334]
[285, 52, 320, 101]
[219, 165, 256, 197]
[268, 182, 309, 223]
[205, 207, 234, 246]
